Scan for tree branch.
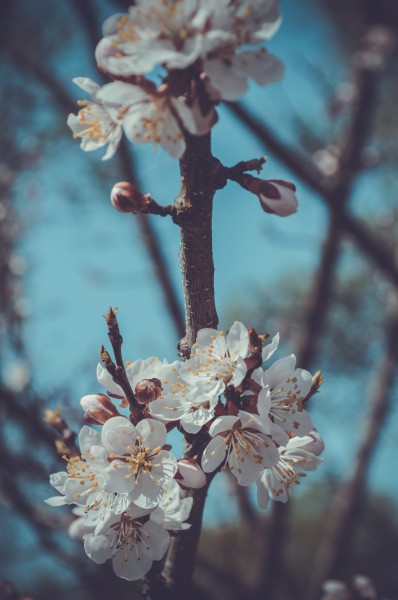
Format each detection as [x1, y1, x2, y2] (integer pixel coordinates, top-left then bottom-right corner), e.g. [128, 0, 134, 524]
[226, 103, 398, 290]
[308, 302, 398, 599]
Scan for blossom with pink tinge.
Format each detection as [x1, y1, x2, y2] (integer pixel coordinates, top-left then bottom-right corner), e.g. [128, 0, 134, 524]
[80, 393, 121, 425]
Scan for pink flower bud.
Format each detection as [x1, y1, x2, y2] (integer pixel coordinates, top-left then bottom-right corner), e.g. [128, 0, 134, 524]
[110, 182, 151, 214]
[239, 175, 298, 217]
[80, 394, 120, 425]
[257, 179, 298, 217]
[301, 429, 325, 456]
[177, 459, 206, 489]
[135, 378, 162, 405]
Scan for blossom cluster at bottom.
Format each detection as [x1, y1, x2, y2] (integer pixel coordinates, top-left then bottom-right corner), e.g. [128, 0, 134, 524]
[72, 480, 191, 581]
[45, 321, 324, 581]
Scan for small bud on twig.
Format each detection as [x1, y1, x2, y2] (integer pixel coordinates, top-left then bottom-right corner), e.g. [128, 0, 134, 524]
[305, 370, 324, 403]
[135, 378, 162, 405]
[43, 407, 63, 428]
[110, 182, 152, 213]
[80, 393, 121, 424]
[110, 181, 174, 217]
[247, 327, 262, 356]
[243, 177, 298, 216]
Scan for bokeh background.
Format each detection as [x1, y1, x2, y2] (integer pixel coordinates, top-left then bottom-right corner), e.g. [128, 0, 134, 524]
[1, 0, 398, 598]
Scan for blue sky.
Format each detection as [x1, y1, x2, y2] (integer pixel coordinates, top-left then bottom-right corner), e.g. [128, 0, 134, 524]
[6, 0, 398, 535]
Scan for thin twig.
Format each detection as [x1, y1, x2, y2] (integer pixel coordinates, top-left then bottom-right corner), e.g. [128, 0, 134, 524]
[226, 102, 398, 290]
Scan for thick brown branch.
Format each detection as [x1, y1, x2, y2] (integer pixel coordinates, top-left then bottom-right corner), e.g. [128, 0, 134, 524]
[174, 133, 221, 358]
[159, 433, 216, 599]
[144, 134, 223, 598]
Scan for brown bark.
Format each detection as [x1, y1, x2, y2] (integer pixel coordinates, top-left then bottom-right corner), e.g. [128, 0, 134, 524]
[141, 133, 224, 599]
[175, 133, 221, 358]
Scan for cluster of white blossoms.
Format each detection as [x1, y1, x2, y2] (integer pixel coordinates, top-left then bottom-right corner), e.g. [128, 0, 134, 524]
[46, 322, 323, 581]
[68, 0, 283, 159]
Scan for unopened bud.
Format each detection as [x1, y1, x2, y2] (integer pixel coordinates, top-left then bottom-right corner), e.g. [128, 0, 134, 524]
[135, 378, 162, 405]
[43, 406, 62, 427]
[80, 393, 120, 425]
[240, 175, 298, 217]
[55, 439, 70, 456]
[177, 459, 206, 489]
[312, 370, 324, 391]
[258, 179, 297, 216]
[305, 370, 324, 402]
[110, 181, 152, 214]
[247, 327, 262, 355]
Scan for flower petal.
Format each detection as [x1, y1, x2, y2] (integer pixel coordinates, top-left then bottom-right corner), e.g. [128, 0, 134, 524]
[140, 521, 170, 560]
[201, 435, 227, 473]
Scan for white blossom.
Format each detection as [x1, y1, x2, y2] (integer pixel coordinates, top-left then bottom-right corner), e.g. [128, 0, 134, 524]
[95, 81, 213, 158]
[203, 46, 283, 102]
[101, 416, 177, 509]
[67, 78, 123, 160]
[182, 321, 249, 395]
[84, 505, 170, 581]
[96, 356, 177, 400]
[149, 378, 223, 434]
[45, 426, 132, 523]
[250, 353, 314, 437]
[256, 433, 324, 510]
[202, 411, 279, 485]
[150, 479, 193, 530]
[96, 0, 283, 102]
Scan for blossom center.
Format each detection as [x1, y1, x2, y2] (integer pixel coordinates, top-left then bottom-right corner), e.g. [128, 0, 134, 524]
[109, 436, 162, 481]
[74, 101, 110, 143]
[108, 513, 150, 563]
[224, 428, 270, 474]
[270, 455, 306, 497]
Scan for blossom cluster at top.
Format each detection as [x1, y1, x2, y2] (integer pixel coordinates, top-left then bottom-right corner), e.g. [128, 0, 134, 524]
[46, 322, 323, 581]
[68, 0, 283, 159]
